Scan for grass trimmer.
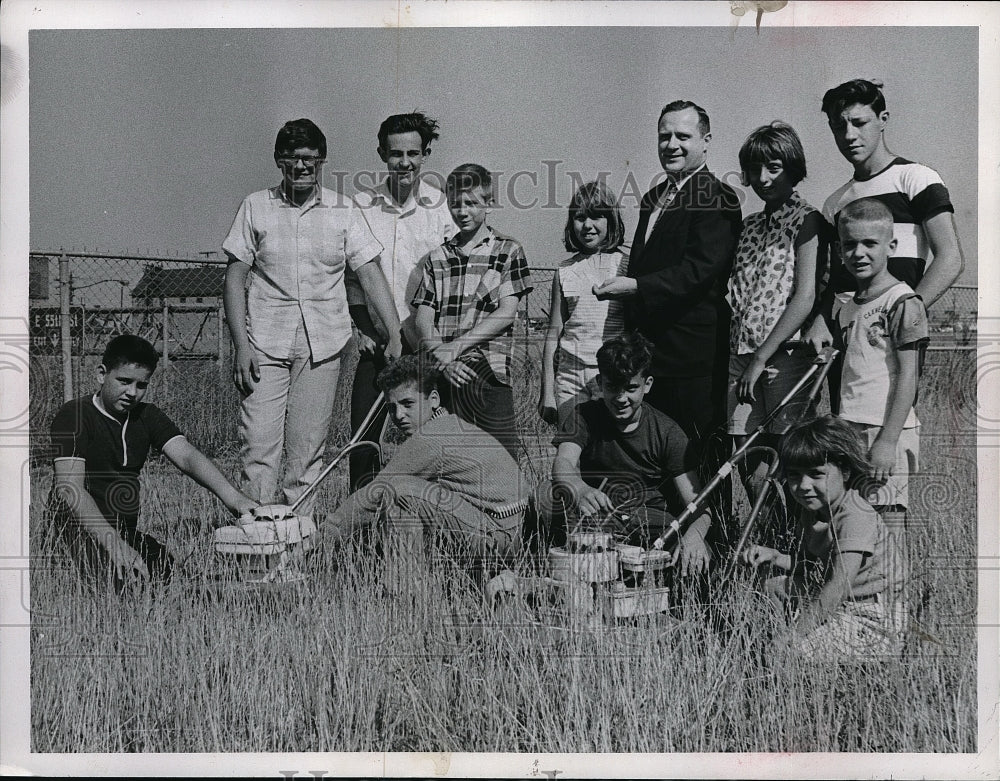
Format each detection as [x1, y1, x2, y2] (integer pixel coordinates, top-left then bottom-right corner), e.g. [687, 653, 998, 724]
[210, 392, 386, 585]
[650, 346, 838, 557]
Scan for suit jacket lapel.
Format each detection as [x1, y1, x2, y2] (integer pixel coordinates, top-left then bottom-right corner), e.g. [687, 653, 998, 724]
[631, 180, 668, 269]
[632, 178, 685, 268]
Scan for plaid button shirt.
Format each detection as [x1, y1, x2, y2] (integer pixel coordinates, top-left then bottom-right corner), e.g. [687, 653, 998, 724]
[412, 227, 532, 384]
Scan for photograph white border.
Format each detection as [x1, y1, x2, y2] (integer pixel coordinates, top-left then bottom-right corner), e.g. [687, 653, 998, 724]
[1, 1, 997, 777]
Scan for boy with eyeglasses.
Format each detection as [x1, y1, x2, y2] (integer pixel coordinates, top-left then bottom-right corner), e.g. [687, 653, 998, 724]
[223, 118, 401, 518]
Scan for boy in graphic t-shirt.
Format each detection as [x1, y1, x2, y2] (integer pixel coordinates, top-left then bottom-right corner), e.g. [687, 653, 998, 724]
[830, 198, 929, 605]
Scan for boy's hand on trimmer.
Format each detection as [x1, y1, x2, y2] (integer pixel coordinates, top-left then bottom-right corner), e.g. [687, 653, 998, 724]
[803, 316, 833, 355]
[577, 487, 613, 517]
[231, 496, 259, 518]
[677, 535, 711, 577]
[742, 544, 778, 567]
[868, 439, 896, 483]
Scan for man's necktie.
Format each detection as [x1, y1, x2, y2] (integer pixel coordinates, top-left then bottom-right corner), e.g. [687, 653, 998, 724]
[650, 178, 680, 234]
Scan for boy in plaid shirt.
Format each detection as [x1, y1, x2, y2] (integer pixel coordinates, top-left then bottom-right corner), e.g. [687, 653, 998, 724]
[413, 163, 533, 460]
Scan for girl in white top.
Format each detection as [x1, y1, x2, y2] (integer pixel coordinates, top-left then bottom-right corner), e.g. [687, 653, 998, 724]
[539, 181, 629, 425]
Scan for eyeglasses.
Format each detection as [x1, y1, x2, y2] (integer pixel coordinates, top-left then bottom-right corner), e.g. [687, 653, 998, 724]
[277, 156, 326, 168]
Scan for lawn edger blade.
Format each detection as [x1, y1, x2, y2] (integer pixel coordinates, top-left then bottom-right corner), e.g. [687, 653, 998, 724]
[208, 392, 386, 586]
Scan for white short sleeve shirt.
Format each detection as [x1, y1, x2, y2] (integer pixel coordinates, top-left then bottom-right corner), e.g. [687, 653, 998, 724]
[347, 179, 455, 337]
[222, 185, 382, 362]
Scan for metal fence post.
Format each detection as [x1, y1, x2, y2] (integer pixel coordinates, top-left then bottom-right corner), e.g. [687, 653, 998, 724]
[59, 252, 73, 401]
[80, 291, 87, 380]
[217, 301, 227, 378]
[162, 298, 170, 370]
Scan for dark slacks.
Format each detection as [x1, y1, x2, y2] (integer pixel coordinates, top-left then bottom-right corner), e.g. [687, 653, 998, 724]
[439, 358, 523, 463]
[349, 346, 392, 491]
[49, 502, 174, 594]
[349, 335, 420, 491]
[642, 364, 732, 552]
[643, 373, 725, 449]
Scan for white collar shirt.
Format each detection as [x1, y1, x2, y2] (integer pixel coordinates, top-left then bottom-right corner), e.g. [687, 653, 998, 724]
[644, 163, 707, 243]
[222, 184, 383, 362]
[348, 178, 456, 338]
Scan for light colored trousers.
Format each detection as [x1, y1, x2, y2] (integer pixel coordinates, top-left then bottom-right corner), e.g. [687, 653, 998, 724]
[239, 323, 342, 517]
[765, 575, 907, 661]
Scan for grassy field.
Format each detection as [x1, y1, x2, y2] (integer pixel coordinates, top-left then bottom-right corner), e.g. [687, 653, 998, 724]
[28, 343, 978, 753]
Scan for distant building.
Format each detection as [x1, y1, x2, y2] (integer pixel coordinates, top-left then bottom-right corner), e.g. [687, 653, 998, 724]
[131, 264, 226, 308]
[130, 264, 228, 358]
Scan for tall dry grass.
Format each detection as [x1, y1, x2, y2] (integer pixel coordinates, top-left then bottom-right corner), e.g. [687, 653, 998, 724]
[29, 343, 977, 753]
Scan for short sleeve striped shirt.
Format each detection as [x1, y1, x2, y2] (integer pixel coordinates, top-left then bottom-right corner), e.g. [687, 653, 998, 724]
[822, 158, 954, 293]
[412, 227, 532, 384]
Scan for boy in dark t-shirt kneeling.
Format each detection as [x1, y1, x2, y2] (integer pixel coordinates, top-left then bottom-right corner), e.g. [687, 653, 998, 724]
[545, 332, 715, 577]
[48, 335, 257, 592]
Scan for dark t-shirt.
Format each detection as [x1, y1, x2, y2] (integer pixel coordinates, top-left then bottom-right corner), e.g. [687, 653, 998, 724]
[553, 400, 697, 513]
[49, 395, 183, 529]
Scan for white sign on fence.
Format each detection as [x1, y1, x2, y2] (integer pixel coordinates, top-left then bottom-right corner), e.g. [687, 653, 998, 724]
[30, 306, 83, 355]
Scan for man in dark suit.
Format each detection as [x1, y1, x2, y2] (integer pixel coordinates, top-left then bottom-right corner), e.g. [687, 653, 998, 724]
[594, 100, 742, 450]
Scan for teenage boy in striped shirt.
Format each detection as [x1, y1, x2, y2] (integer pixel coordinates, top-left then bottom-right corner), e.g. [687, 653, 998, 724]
[805, 78, 964, 361]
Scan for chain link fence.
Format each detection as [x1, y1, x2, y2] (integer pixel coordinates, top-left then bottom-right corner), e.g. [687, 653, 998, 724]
[29, 251, 228, 358]
[29, 251, 234, 457]
[924, 285, 979, 349]
[27, 252, 977, 458]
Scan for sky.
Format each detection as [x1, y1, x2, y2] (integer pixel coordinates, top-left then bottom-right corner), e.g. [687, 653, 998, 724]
[27, 21, 980, 286]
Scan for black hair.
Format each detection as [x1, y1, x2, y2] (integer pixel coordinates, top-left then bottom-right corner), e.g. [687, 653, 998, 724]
[821, 78, 887, 119]
[377, 112, 440, 151]
[738, 120, 808, 186]
[101, 334, 159, 372]
[596, 331, 653, 387]
[377, 354, 442, 397]
[779, 415, 872, 485]
[273, 118, 327, 160]
[658, 100, 711, 136]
